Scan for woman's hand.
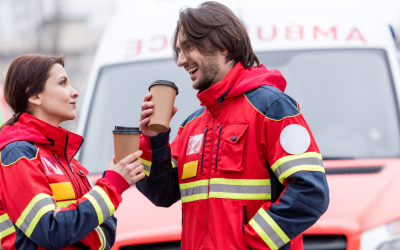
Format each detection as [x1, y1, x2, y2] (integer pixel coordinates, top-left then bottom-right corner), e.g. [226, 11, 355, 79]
[108, 151, 145, 185]
[51, 196, 61, 217]
[139, 93, 178, 137]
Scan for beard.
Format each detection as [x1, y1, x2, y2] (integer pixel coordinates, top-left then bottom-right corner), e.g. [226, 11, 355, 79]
[191, 52, 220, 92]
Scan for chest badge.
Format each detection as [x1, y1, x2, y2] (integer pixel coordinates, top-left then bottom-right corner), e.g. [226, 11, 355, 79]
[40, 156, 64, 176]
[187, 134, 204, 155]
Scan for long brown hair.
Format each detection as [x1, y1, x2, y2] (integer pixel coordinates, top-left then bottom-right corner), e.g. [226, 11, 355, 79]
[1, 54, 64, 130]
[172, 1, 259, 68]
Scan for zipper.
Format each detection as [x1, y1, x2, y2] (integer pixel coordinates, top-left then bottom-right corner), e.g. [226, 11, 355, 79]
[54, 153, 79, 197]
[203, 119, 217, 249]
[200, 126, 208, 175]
[214, 124, 223, 173]
[69, 161, 86, 194]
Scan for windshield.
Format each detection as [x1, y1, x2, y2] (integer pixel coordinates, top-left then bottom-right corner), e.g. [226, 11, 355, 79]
[80, 49, 400, 173]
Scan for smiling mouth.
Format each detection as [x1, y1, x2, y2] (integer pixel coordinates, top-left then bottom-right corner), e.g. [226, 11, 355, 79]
[188, 67, 199, 75]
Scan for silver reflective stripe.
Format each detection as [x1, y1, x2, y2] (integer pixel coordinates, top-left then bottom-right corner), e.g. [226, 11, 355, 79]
[19, 197, 53, 233]
[142, 162, 151, 172]
[0, 219, 13, 233]
[274, 157, 323, 177]
[95, 227, 106, 250]
[252, 211, 285, 248]
[180, 185, 208, 198]
[172, 158, 178, 168]
[88, 189, 110, 221]
[210, 184, 271, 194]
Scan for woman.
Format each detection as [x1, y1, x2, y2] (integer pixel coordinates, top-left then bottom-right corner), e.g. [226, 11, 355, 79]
[0, 54, 144, 250]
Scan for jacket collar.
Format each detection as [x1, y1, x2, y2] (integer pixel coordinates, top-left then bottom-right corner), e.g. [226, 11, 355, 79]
[197, 62, 246, 117]
[19, 113, 84, 164]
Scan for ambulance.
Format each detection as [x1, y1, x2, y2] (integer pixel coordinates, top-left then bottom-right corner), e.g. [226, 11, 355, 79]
[77, 0, 400, 249]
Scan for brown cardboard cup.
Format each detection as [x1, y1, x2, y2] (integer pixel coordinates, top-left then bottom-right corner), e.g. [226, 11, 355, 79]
[148, 80, 179, 133]
[113, 126, 142, 164]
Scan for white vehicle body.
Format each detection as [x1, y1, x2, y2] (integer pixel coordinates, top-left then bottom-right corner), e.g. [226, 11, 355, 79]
[78, 0, 400, 249]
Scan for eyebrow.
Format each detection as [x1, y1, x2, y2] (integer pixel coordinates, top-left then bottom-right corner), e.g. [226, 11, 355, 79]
[58, 76, 68, 80]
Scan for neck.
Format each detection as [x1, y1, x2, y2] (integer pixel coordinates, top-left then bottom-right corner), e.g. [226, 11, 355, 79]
[31, 111, 62, 127]
[210, 60, 236, 88]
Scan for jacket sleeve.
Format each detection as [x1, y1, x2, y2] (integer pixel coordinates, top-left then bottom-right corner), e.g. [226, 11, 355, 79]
[244, 98, 330, 250]
[0, 141, 130, 250]
[135, 129, 181, 207]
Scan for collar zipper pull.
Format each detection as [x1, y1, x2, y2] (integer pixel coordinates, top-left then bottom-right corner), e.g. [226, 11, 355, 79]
[68, 163, 74, 174]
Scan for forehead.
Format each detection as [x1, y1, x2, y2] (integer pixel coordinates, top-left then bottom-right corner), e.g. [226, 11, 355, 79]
[48, 64, 67, 78]
[176, 32, 187, 48]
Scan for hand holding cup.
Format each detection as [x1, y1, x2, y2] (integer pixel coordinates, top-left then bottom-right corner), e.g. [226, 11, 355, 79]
[108, 151, 145, 186]
[139, 93, 178, 137]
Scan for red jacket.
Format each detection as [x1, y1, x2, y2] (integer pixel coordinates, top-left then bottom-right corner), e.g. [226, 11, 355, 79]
[0, 113, 130, 250]
[137, 62, 329, 250]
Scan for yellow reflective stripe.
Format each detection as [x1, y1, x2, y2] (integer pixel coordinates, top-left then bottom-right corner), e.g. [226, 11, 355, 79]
[0, 148, 39, 167]
[95, 226, 106, 250]
[179, 180, 209, 189]
[139, 158, 152, 167]
[56, 200, 77, 208]
[0, 213, 15, 239]
[278, 165, 325, 184]
[209, 192, 271, 200]
[84, 186, 115, 225]
[249, 219, 278, 250]
[271, 152, 322, 171]
[142, 169, 150, 177]
[181, 193, 208, 203]
[210, 178, 271, 186]
[258, 208, 290, 243]
[171, 161, 177, 168]
[0, 214, 9, 223]
[15, 193, 55, 237]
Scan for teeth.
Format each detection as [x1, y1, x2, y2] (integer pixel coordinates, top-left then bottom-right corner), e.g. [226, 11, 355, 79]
[188, 67, 198, 74]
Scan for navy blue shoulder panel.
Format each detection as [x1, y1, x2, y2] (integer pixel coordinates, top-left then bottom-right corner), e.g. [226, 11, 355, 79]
[180, 106, 206, 128]
[245, 85, 300, 120]
[1, 141, 38, 166]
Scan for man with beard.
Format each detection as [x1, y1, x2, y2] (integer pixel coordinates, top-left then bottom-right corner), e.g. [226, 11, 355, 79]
[136, 2, 329, 250]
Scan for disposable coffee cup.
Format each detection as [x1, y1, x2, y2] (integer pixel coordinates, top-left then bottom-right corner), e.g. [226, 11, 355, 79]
[148, 80, 179, 133]
[113, 126, 142, 163]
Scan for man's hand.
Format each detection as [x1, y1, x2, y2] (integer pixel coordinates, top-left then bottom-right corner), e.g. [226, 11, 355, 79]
[139, 93, 178, 137]
[108, 151, 145, 185]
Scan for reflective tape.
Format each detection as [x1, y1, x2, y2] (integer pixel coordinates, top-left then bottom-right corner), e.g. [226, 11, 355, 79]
[271, 152, 324, 183]
[139, 157, 152, 177]
[249, 208, 290, 250]
[84, 186, 115, 225]
[56, 200, 77, 208]
[15, 193, 55, 237]
[0, 214, 15, 239]
[95, 226, 106, 250]
[179, 179, 272, 203]
[172, 158, 178, 168]
[179, 180, 209, 203]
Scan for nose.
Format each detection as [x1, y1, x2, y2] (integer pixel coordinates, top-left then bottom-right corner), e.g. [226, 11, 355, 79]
[70, 86, 79, 99]
[177, 51, 187, 68]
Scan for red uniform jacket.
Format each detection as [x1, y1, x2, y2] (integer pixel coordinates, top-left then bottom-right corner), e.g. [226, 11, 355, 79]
[0, 113, 130, 250]
[137, 62, 329, 250]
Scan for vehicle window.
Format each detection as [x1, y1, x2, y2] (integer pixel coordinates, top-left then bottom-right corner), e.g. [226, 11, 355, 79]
[80, 49, 400, 173]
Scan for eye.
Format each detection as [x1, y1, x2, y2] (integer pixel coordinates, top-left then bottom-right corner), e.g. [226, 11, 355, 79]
[60, 81, 66, 86]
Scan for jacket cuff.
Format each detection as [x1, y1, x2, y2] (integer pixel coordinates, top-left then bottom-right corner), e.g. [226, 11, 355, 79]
[103, 170, 131, 196]
[149, 128, 171, 150]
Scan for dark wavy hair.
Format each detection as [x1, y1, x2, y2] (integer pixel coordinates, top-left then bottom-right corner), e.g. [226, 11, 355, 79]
[1, 54, 64, 130]
[172, 1, 259, 68]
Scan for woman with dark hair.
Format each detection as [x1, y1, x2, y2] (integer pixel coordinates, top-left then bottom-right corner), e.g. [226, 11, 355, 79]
[0, 54, 145, 250]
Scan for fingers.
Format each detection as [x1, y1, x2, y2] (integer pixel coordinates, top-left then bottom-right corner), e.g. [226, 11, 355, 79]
[51, 196, 60, 217]
[109, 156, 116, 166]
[143, 93, 152, 102]
[171, 106, 178, 118]
[139, 117, 150, 131]
[120, 150, 143, 165]
[133, 172, 145, 183]
[131, 163, 144, 176]
[140, 108, 153, 122]
[141, 101, 154, 111]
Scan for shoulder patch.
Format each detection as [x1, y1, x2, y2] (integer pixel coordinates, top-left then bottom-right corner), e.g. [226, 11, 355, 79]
[1, 141, 39, 166]
[245, 85, 300, 121]
[180, 106, 206, 128]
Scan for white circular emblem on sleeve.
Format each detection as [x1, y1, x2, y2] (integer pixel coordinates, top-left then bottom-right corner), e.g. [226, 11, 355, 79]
[280, 124, 311, 154]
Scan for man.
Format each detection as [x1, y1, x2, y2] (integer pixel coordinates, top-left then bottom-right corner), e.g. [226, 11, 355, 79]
[137, 2, 329, 249]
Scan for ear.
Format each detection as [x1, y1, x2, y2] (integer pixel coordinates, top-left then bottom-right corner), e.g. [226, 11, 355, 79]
[221, 49, 229, 56]
[28, 94, 41, 107]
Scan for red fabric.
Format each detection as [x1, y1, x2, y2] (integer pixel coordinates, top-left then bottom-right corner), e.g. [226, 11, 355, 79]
[0, 113, 123, 249]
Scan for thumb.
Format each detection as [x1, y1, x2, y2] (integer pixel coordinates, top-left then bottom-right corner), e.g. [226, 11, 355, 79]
[109, 156, 116, 165]
[172, 106, 178, 118]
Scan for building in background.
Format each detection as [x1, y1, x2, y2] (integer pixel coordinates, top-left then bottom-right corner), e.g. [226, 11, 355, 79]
[0, 0, 131, 131]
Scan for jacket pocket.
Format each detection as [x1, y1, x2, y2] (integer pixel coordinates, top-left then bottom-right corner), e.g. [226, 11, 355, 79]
[218, 122, 249, 172]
